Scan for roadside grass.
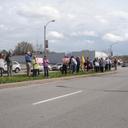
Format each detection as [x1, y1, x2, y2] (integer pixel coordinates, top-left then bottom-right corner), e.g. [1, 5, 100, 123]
[0, 70, 99, 84]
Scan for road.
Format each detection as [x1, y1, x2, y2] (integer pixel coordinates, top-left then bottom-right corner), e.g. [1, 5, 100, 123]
[0, 67, 128, 128]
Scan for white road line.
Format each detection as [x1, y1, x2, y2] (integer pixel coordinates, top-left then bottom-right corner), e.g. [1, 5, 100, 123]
[32, 90, 83, 106]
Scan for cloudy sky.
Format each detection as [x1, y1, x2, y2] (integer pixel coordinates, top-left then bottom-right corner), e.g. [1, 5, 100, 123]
[0, 0, 128, 55]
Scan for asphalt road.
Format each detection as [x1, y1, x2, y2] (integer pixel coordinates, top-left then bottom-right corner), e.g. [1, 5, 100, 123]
[0, 67, 128, 128]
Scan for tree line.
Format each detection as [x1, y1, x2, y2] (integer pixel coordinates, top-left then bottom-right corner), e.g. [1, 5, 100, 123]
[0, 41, 43, 55]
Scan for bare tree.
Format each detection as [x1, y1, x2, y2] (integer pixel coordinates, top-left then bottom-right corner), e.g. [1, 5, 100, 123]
[14, 41, 34, 55]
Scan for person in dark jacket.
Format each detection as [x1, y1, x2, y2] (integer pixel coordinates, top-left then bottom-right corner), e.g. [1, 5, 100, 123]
[76, 56, 80, 73]
[5, 52, 12, 76]
[99, 58, 104, 72]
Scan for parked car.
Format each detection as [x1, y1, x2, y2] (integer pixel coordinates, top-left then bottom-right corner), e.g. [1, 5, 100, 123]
[121, 62, 128, 67]
[31, 57, 52, 72]
[39, 64, 52, 71]
[31, 64, 52, 72]
[52, 63, 63, 71]
[3, 61, 21, 73]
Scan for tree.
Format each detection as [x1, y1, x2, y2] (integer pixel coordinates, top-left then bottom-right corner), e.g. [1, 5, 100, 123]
[0, 49, 8, 55]
[14, 41, 34, 55]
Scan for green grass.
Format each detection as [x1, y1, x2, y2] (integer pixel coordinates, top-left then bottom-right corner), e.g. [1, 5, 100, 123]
[0, 74, 46, 84]
[0, 70, 100, 84]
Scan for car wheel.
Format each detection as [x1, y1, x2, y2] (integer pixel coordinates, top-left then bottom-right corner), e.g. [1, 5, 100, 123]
[15, 68, 20, 73]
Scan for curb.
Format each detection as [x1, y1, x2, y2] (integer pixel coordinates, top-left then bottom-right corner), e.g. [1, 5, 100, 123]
[0, 71, 117, 89]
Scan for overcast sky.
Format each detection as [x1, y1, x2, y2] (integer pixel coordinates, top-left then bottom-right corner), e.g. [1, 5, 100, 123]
[0, 0, 128, 55]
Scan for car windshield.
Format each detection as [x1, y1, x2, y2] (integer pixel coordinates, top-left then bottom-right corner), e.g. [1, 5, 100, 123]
[12, 62, 17, 65]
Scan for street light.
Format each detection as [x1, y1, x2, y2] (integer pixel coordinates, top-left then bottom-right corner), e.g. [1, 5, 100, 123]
[110, 42, 118, 56]
[44, 20, 55, 56]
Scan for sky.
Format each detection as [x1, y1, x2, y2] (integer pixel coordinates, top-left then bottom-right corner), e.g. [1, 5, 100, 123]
[0, 0, 128, 55]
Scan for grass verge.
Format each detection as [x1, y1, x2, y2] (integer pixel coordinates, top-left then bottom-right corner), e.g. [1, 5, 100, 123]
[0, 71, 97, 84]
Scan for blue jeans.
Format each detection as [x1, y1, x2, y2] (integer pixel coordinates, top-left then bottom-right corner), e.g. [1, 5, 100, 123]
[44, 67, 49, 77]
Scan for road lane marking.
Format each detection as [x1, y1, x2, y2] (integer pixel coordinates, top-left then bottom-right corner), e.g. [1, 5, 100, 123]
[32, 90, 83, 106]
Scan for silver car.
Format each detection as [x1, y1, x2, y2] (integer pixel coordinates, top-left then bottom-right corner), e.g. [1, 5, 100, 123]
[4, 61, 21, 73]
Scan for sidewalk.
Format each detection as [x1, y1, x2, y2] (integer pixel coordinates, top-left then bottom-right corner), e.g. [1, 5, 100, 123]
[0, 70, 117, 89]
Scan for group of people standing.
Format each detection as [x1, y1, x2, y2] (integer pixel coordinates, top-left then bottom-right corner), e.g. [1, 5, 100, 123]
[0, 51, 118, 78]
[61, 56, 81, 74]
[25, 52, 49, 78]
[93, 57, 117, 72]
[61, 55, 118, 75]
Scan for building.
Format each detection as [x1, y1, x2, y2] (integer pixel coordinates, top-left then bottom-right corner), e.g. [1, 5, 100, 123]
[11, 50, 108, 64]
